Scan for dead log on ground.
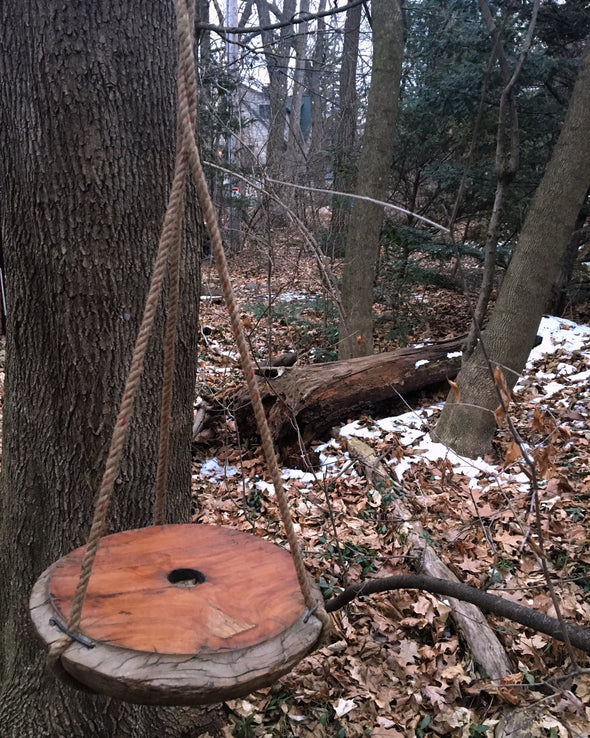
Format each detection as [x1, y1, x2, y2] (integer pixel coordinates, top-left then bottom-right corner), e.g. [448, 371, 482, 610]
[232, 336, 464, 466]
[346, 436, 514, 681]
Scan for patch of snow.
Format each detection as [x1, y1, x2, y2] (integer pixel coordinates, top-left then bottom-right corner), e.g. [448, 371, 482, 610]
[541, 381, 566, 398]
[204, 337, 239, 361]
[255, 479, 275, 495]
[198, 314, 590, 512]
[397, 432, 497, 486]
[374, 417, 398, 434]
[315, 438, 339, 453]
[339, 420, 380, 439]
[415, 359, 429, 369]
[217, 348, 238, 360]
[556, 362, 577, 376]
[392, 457, 413, 481]
[534, 370, 557, 381]
[200, 458, 239, 480]
[569, 369, 590, 384]
[376, 408, 435, 446]
[278, 291, 308, 302]
[447, 351, 462, 359]
[282, 468, 317, 484]
[398, 427, 426, 446]
[528, 316, 590, 364]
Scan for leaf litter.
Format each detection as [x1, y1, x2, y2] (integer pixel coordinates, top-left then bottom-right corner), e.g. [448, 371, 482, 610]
[193, 250, 590, 736]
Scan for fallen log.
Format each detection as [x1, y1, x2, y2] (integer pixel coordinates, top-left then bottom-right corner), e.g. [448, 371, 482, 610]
[232, 336, 464, 466]
[346, 437, 514, 681]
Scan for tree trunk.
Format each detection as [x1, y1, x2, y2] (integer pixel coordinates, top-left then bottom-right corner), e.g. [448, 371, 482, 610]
[0, 2, 212, 735]
[232, 336, 463, 466]
[435, 37, 590, 458]
[546, 199, 589, 315]
[338, 0, 404, 359]
[255, 0, 296, 180]
[464, 0, 539, 356]
[284, 0, 310, 193]
[305, 0, 329, 190]
[328, 0, 363, 255]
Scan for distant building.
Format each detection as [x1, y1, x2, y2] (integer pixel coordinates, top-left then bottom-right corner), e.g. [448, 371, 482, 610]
[232, 84, 272, 168]
[230, 84, 311, 170]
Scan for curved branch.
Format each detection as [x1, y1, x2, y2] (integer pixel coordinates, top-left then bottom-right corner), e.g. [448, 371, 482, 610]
[195, 0, 364, 36]
[324, 574, 590, 655]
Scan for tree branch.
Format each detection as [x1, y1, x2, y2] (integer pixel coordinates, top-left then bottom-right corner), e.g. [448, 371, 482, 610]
[195, 0, 364, 36]
[324, 574, 590, 655]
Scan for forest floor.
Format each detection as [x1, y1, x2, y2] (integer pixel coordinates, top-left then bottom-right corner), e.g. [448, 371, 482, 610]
[192, 240, 590, 738]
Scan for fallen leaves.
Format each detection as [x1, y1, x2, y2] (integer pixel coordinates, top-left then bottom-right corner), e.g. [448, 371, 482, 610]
[192, 247, 590, 736]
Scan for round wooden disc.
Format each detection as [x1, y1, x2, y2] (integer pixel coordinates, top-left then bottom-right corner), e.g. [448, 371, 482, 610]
[30, 524, 323, 705]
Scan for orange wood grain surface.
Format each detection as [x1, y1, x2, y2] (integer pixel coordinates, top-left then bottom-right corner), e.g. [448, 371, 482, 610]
[47, 524, 306, 655]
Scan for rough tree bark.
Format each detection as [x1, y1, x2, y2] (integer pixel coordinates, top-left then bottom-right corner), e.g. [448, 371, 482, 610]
[547, 198, 589, 315]
[0, 2, 216, 736]
[338, 0, 404, 359]
[436, 36, 590, 458]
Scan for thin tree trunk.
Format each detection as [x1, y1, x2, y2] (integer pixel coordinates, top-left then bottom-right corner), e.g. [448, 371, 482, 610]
[285, 0, 310, 194]
[328, 0, 363, 254]
[255, 0, 296, 180]
[436, 37, 590, 458]
[0, 1, 209, 734]
[306, 0, 329, 190]
[464, 0, 540, 356]
[338, 0, 404, 359]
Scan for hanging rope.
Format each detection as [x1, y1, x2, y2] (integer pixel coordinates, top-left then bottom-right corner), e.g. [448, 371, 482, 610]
[48, 0, 328, 677]
[153, 1, 197, 526]
[172, 0, 329, 632]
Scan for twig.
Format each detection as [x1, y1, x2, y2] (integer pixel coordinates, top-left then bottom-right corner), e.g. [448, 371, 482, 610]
[203, 160, 345, 321]
[265, 176, 450, 233]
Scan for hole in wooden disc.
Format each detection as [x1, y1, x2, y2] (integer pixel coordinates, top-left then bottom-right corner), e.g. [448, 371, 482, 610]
[167, 568, 206, 587]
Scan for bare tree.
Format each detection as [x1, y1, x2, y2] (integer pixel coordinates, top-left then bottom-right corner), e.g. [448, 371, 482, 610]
[255, 0, 297, 179]
[463, 0, 540, 356]
[328, 0, 364, 253]
[338, 0, 404, 359]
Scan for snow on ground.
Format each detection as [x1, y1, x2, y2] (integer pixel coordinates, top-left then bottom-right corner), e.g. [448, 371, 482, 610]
[338, 316, 590, 492]
[198, 316, 590, 495]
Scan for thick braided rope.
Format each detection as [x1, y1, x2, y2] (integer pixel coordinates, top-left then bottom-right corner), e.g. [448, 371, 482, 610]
[153, 0, 197, 525]
[174, 0, 329, 633]
[153, 155, 184, 525]
[48, 68, 191, 671]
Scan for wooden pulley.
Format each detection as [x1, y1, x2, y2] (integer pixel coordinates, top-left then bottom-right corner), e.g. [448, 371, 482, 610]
[30, 524, 323, 705]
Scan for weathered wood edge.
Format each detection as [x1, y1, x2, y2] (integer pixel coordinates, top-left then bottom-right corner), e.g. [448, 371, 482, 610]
[30, 562, 323, 705]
